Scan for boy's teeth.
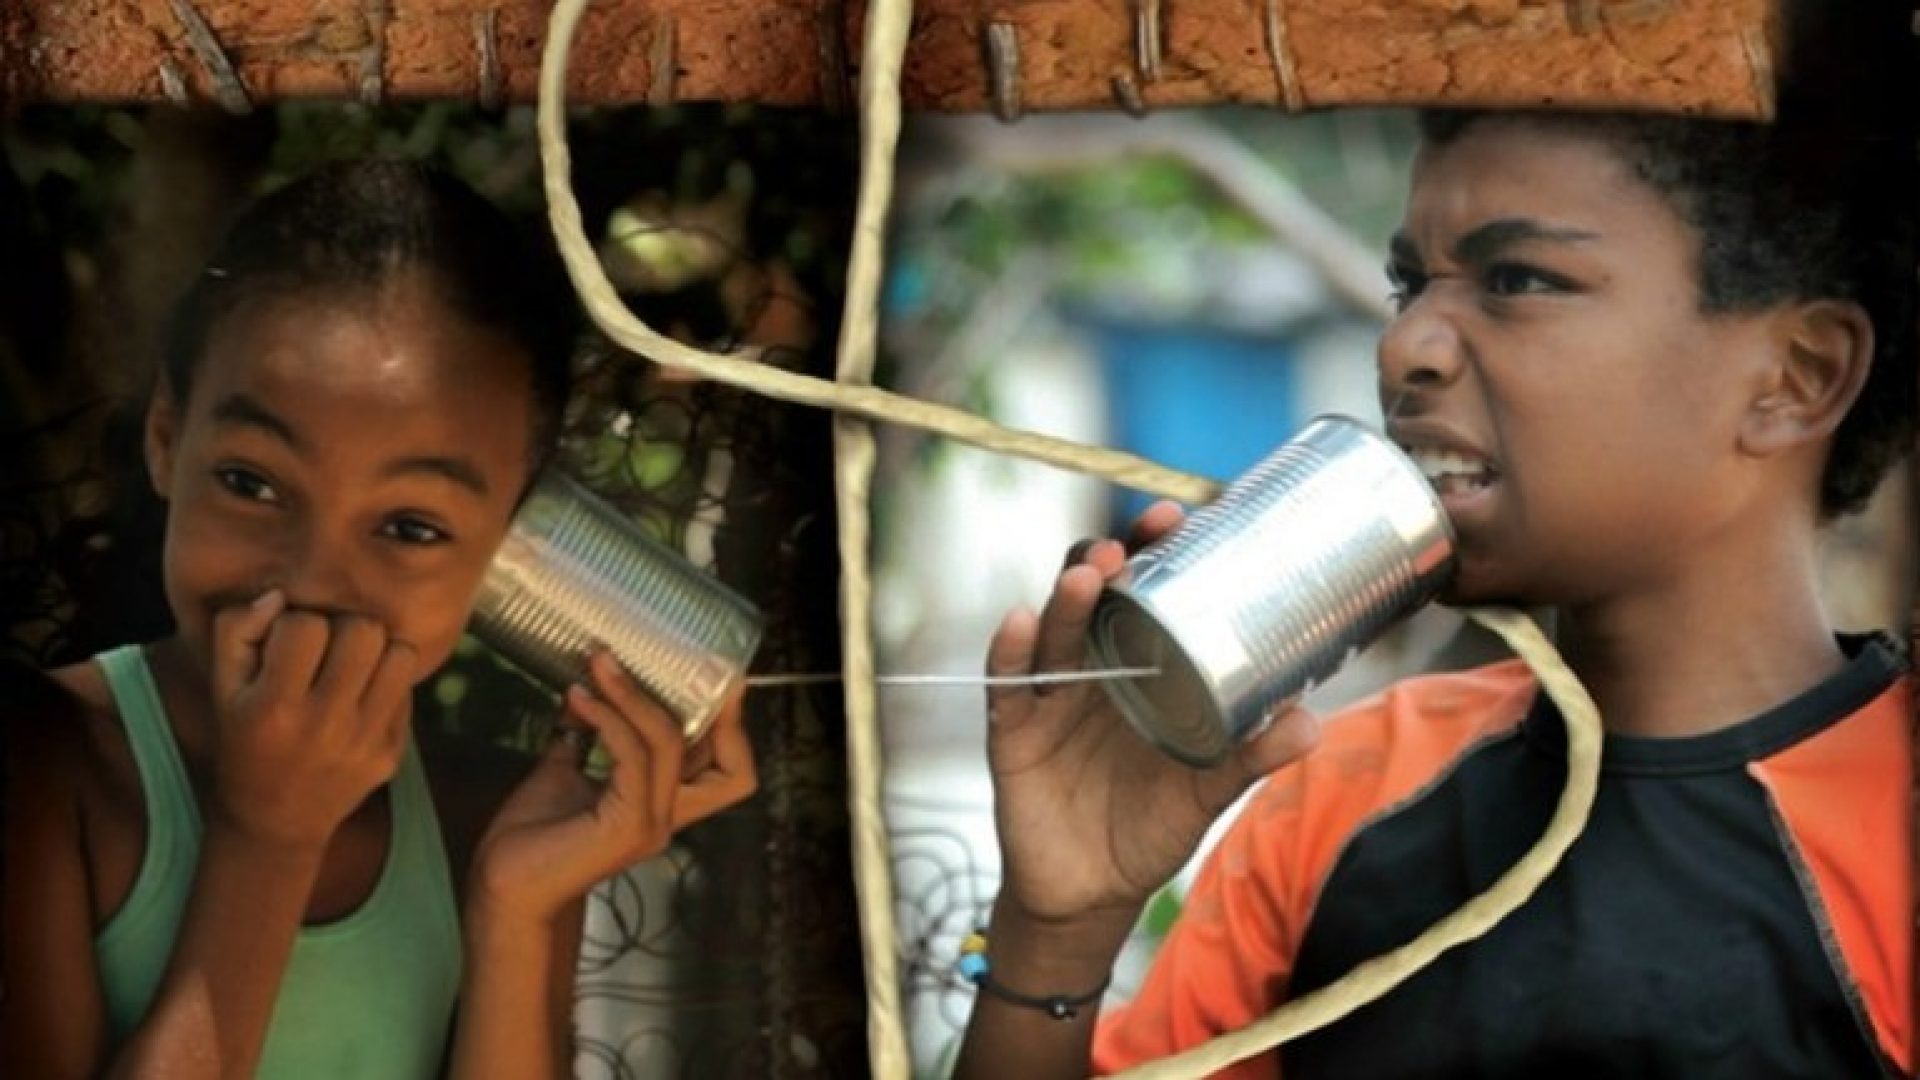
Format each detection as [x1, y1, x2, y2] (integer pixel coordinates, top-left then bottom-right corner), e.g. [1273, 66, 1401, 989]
[1408, 448, 1495, 489]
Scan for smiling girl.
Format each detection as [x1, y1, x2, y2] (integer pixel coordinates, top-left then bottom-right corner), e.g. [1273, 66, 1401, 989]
[2, 160, 757, 1079]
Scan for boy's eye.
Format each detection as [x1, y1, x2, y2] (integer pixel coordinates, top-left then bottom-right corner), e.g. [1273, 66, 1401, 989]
[380, 516, 450, 546]
[1386, 263, 1428, 312]
[1482, 263, 1567, 298]
[214, 466, 280, 504]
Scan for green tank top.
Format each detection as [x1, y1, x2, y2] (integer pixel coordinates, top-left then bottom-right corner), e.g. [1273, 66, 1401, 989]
[92, 645, 464, 1079]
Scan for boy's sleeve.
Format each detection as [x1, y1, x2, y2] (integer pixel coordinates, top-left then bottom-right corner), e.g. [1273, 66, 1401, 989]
[1088, 663, 1537, 1078]
[1090, 775, 1306, 1079]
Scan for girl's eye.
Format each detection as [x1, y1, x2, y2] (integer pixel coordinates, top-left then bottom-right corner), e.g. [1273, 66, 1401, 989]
[1483, 263, 1568, 298]
[214, 466, 280, 504]
[380, 516, 450, 546]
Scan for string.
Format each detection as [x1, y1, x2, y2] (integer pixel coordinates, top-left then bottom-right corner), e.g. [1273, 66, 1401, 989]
[537, 3, 1605, 1078]
[745, 667, 1164, 689]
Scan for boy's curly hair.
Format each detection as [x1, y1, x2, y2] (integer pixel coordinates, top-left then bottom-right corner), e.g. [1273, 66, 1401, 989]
[1420, 6, 1917, 519]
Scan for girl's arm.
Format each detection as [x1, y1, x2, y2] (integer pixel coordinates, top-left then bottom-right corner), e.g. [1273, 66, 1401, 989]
[106, 826, 329, 1078]
[3, 664, 113, 1077]
[448, 897, 585, 1078]
[3, 597, 419, 1079]
[0, 659, 321, 1080]
[446, 653, 755, 1080]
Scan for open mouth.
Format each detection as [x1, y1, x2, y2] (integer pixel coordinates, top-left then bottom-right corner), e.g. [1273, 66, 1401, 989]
[1405, 447, 1500, 499]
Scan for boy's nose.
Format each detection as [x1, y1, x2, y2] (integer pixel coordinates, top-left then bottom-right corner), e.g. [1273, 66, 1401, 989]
[1377, 305, 1467, 400]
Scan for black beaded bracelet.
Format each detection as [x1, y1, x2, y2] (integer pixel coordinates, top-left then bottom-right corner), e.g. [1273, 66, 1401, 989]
[959, 929, 1111, 1021]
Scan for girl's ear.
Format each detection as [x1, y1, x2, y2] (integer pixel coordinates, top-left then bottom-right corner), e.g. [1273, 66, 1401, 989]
[1737, 299, 1873, 458]
[144, 383, 182, 499]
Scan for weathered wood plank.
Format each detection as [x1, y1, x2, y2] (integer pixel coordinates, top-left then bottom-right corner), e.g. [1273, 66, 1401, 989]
[2, 0, 1773, 117]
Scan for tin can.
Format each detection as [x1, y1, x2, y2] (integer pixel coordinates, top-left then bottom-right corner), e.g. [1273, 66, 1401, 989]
[470, 468, 764, 742]
[1088, 415, 1455, 766]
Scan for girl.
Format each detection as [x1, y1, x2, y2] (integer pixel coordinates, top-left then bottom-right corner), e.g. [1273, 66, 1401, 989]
[2, 160, 757, 1078]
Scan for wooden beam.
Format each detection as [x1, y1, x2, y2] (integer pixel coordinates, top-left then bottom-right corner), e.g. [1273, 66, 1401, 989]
[3, 0, 1774, 117]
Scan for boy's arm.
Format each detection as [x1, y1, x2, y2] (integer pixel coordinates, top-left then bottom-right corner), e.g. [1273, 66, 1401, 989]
[956, 787, 1300, 1080]
[952, 906, 1137, 1079]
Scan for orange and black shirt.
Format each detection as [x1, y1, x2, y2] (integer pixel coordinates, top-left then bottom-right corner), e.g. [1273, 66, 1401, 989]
[1094, 635, 1912, 1078]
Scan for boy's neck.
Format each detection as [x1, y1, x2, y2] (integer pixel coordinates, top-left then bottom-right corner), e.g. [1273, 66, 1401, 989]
[1552, 534, 1848, 741]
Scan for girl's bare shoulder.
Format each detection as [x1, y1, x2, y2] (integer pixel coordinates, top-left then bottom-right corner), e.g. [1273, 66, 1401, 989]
[3, 657, 143, 812]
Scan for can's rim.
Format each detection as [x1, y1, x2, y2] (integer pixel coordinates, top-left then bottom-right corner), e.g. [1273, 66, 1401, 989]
[1088, 586, 1236, 768]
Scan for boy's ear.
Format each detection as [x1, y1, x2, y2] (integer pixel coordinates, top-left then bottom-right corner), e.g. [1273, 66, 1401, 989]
[1737, 300, 1874, 458]
[144, 383, 182, 499]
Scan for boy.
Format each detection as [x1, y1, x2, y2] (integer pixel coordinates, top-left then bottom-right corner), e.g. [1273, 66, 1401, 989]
[954, 8, 1917, 1079]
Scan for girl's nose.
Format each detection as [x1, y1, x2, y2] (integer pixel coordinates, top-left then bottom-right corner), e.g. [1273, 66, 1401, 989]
[275, 537, 369, 620]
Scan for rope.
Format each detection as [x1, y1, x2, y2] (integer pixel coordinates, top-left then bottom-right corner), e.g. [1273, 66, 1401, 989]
[538, 3, 1605, 1077]
[534, 0, 1214, 507]
[1108, 606, 1601, 1077]
[829, 0, 914, 1070]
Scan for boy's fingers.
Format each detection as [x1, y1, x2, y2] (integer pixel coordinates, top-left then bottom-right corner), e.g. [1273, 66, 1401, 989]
[1232, 707, 1321, 788]
[210, 589, 285, 700]
[1029, 564, 1104, 678]
[1125, 500, 1186, 553]
[985, 605, 1040, 722]
[1060, 538, 1097, 572]
[1081, 539, 1128, 581]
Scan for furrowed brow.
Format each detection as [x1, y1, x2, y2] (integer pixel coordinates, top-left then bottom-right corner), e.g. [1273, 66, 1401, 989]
[1452, 218, 1597, 265]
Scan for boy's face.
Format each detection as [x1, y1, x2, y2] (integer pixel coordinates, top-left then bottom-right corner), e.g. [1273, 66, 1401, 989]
[145, 272, 538, 684]
[1381, 118, 1782, 605]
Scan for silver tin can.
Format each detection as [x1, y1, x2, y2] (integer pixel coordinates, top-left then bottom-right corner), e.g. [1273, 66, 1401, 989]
[1088, 415, 1455, 766]
[470, 468, 764, 742]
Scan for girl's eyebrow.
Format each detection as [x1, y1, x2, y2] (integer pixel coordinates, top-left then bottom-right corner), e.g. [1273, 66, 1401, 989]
[211, 393, 307, 454]
[381, 455, 490, 498]
[212, 391, 488, 497]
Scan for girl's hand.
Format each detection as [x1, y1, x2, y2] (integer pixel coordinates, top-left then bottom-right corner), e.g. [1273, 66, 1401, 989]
[208, 589, 419, 849]
[984, 501, 1321, 935]
[466, 651, 757, 925]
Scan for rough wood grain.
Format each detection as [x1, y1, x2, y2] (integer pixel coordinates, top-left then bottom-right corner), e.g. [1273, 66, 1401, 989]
[4, 0, 1773, 117]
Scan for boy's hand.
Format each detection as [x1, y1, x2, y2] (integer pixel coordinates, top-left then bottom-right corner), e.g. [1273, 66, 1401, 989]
[207, 590, 419, 849]
[465, 652, 757, 925]
[984, 501, 1321, 937]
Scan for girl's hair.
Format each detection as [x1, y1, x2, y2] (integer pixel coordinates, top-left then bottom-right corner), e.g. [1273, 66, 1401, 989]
[162, 160, 577, 465]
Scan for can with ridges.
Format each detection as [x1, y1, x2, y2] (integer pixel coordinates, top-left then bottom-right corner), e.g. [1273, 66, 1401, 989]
[1088, 415, 1455, 766]
[470, 468, 764, 742]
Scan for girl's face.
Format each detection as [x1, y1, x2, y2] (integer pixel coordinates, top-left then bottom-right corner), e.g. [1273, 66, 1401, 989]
[145, 272, 540, 683]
